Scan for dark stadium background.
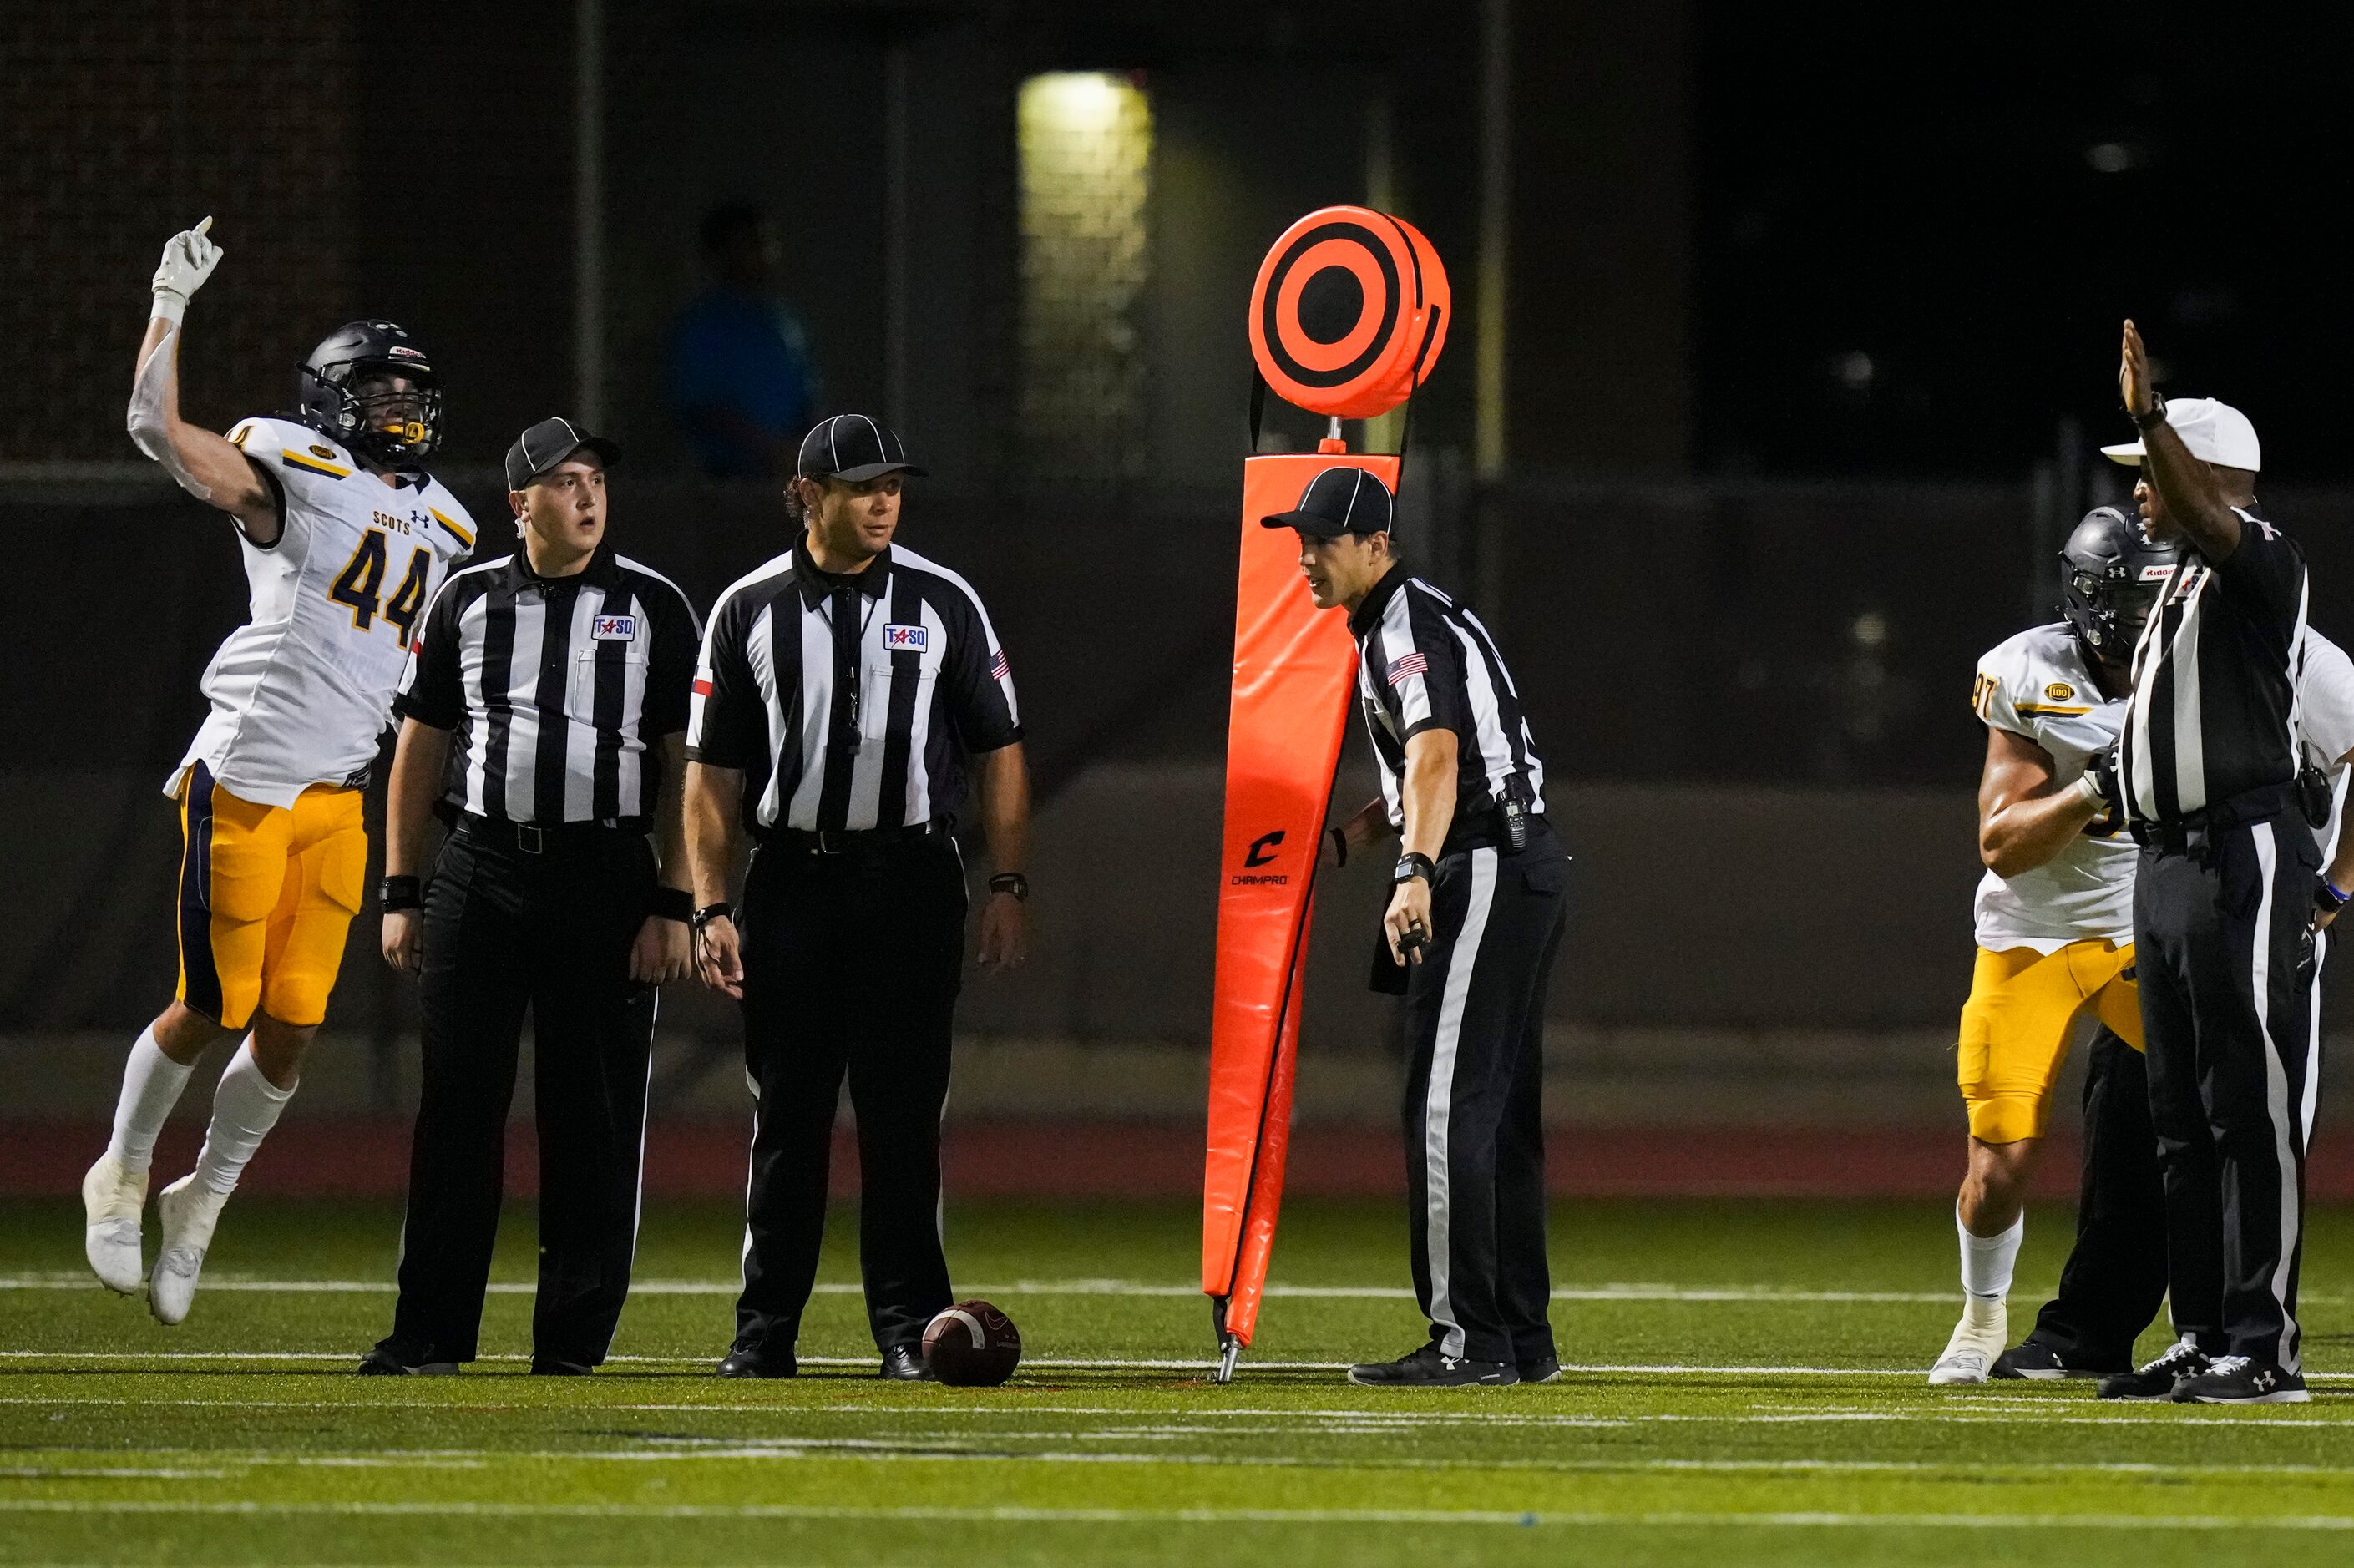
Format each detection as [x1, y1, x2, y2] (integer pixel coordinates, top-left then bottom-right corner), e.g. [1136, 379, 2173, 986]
[5, 0, 2351, 1197]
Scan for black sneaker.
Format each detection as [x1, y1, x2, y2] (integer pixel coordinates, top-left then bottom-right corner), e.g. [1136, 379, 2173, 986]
[716, 1342, 797, 1379]
[2170, 1355, 2309, 1405]
[1517, 1353, 1562, 1384]
[879, 1345, 934, 1382]
[1347, 1343, 1518, 1388]
[355, 1345, 458, 1377]
[2095, 1338, 2208, 1401]
[1991, 1340, 2127, 1381]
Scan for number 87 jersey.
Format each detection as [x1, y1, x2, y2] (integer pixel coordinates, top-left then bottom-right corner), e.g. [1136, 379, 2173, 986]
[165, 415, 479, 809]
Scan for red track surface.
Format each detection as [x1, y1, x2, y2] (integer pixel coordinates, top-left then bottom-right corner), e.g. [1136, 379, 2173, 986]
[8, 1120, 2352, 1201]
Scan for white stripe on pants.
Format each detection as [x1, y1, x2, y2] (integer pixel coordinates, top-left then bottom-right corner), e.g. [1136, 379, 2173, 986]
[1423, 847, 1497, 1359]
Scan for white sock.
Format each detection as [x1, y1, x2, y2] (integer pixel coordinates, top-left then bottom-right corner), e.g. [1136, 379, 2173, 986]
[1957, 1202, 2022, 1302]
[192, 1041, 296, 1197]
[105, 1028, 196, 1176]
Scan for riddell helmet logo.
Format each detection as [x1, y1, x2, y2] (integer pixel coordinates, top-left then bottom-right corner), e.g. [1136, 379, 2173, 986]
[1231, 829, 1289, 886]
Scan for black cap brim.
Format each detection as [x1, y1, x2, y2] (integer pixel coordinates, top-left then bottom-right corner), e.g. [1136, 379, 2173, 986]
[1260, 509, 1365, 538]
[819, 461, 929, 483]
[519, 434, 621, 485]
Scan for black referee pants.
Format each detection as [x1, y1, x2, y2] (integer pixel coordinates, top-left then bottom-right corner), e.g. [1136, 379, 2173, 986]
[1395, 828, 1570, 1367]
[2134, 812, 2317, 1370]
[384, 825, 656, 1366]
[732, 834, 965, 1356]
[2022, 1026, 2169, 1368]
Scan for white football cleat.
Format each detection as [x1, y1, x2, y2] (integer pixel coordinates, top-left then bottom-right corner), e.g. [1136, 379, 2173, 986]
[148, 1174, 229, 1327]
[1928, 1299, 2008, 1385]
[82, 1153, 148, 1294]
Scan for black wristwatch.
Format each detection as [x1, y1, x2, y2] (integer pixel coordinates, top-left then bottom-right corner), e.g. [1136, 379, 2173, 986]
[691, 902, 732, 935]
[2316, 878, 2350, 915]
[379, 874, 423, 913]
[1393, 852, 1436, 887]
[988, 872, 1030, 902]
[2130, 391, 2169, 431]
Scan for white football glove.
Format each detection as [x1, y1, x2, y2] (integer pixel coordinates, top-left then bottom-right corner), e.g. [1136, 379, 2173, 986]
[150, 217, 222, 323]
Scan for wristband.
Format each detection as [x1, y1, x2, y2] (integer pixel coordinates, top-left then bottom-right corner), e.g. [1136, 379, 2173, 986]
[1329, 827, 1348, 868]
[651, 886, 695, 924]
[1393, 852, 1436, 886]
[150, 291, 187, 326]
[691, 902, 732, 934]
[378, 875, 423, 913]
[2130, 392, 2168, 431]
[988, 872, 1029, 901]
[2073, 774, 2105, 808]
[2318, 879, 2350, 914]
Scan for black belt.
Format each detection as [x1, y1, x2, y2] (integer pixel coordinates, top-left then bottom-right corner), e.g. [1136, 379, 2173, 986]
[1442, 809, 1552, 858]
[761, 819, 949, 857]
[2129, 781, 2297, 853]
[456, 812, 650, 856]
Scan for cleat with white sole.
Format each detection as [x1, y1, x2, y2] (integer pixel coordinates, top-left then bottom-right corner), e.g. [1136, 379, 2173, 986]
[81, 1154, 148, 1295]
[147, 1174, 228, 1327]
[1928, 1299, 2007, 1385]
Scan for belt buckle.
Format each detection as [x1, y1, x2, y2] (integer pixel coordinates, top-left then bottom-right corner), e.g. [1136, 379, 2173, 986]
[518, 822, 544, 855]
[812, 829, 843, 856]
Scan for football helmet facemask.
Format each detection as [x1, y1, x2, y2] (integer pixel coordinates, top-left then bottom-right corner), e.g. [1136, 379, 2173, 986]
[296, 320, 443, 465]
[2061, 504, 2177, 669]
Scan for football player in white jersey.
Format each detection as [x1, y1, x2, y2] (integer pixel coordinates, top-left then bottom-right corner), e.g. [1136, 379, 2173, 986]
[1928, 507, 2175, 1383]
[83, 219, 478, 1324]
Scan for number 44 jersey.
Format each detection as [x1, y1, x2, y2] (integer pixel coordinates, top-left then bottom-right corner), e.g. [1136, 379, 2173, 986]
[165, 416, 478, 808]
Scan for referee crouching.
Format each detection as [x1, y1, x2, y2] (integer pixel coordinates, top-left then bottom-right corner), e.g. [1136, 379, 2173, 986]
[685, 414, 1030, 1381]
[1273, 468, 1572, 1388]
[362, 418, 701, 1376]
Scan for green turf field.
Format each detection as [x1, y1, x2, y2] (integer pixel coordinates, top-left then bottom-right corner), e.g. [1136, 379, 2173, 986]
[3, 1194, 2352, 1565]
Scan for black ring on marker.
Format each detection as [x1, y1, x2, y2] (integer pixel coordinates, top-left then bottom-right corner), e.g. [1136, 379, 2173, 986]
[1257, 221, 1401, 390]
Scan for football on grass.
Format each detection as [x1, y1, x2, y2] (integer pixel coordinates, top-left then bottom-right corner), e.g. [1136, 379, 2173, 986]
[922, 1300, 1022, 1386]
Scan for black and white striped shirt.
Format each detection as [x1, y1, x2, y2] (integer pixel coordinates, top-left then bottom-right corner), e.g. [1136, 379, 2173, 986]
[686, 538, 1021, 833]
[394, 543, 701, 825]
[2121, 508, 2308, 823]
[1348, 564, 1546, 831]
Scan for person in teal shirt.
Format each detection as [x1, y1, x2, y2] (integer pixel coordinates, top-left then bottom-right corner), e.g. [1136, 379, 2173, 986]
[667, 204, 823, 479]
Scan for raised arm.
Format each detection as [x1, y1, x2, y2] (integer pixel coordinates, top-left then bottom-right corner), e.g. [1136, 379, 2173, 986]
[126, 220, 281, 543]
[2121, 318, 2240, 561]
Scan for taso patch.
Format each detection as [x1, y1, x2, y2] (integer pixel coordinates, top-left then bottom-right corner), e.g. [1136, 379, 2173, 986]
[883, 624, 929, 652]
[592, 615, 638, 641]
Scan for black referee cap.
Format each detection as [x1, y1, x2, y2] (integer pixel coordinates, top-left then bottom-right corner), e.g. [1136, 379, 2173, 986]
[1260, 465, 1395, 539]
[505, 417, 620, 491]
[797, 413, 929, 483]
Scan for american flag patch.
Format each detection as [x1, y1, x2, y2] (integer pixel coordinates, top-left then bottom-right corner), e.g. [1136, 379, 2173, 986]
[990, 650, 1010, 681]
[1386, 652, 1429, 686]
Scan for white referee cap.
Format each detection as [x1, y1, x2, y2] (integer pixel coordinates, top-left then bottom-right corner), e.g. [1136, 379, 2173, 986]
[2101, 397, 2261, 472]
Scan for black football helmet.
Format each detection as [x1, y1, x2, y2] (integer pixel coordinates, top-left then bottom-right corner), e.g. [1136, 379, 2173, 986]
[2061, 505, 2177, 668]
[295, 321, 443, 465]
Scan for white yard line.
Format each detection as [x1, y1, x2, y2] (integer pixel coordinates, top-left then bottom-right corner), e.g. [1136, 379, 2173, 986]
[3, 1499, 2354, 1530]
[0, 1275, 2110, 1305]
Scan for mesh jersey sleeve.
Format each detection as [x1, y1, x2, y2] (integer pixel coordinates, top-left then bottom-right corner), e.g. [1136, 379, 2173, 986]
[640, 579, 703, 738]
[392, 575, 468, 730]
[1389, 590, 1468, 742]
[1972, 645, 2030, 740]
[2213, 511, 2306, 638]
[686, 590, 768, 768]
[940, 584, 1022, 752]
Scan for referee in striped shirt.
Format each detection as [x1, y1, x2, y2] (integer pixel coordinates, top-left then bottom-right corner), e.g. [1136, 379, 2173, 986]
[2092, 322, 2316, 1405]
[1273, 468, 1571, 1389]
[361, 417, 701, 1377]
[684, 413, 1030, 1381]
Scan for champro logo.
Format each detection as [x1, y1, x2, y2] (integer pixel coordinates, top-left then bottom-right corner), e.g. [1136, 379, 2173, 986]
[1230, 829, 1289, 886]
